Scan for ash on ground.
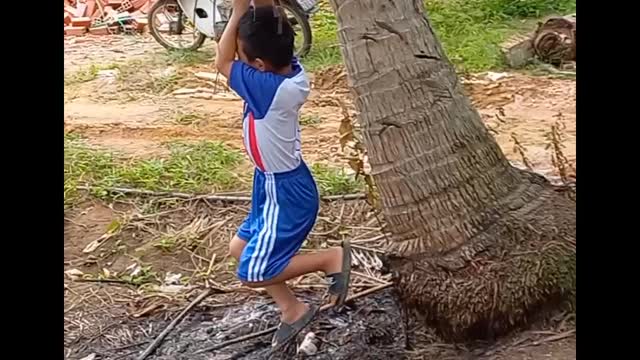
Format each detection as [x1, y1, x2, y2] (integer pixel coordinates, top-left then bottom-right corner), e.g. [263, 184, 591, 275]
[73, 289, 413, 360]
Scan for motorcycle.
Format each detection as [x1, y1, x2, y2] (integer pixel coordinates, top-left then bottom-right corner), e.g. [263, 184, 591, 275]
[147, 0, 317, 57]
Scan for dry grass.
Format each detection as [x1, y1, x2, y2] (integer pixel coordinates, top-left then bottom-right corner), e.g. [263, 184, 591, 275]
[64, 197, 394, 356]
[510, 114, 576, 185]
[546, 114, 576, 183]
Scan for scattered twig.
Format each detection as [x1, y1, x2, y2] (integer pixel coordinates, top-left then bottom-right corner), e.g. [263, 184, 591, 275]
[531, 59, 576, 78]
[110, 340, 150, 351]
[65, 217, 88, 229]
[77, 185, 366, 202]
[344, 282, 393, 302]
[352, 270, 390, 285]
[351, 243, 386, 254]
[511, 133, 533, 170]
[194, 327, 275, 354]
[556, 312, 575, 332]
[322, 193, 368, 201]
[75, 278, 138, 286]
[114, 349, 144, 360]
[546, 118, 576, 184]
[194, 282, 393, 354]
[529, 329, 575, 347]
[136, 288, 212, 360]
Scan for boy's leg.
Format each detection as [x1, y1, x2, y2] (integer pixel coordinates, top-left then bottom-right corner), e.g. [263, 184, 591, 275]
[241, 247, 343, 288]
[229, 235, 247, 261]
[230, 235, 310, 323]
[264, 283, 308, 323]
[231, 234, 344, 289]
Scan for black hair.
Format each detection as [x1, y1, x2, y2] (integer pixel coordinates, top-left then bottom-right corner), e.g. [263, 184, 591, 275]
[238, 6, 295, 69]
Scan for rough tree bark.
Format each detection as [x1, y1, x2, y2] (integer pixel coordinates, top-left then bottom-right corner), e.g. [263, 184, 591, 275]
[326, 0, 576, 340]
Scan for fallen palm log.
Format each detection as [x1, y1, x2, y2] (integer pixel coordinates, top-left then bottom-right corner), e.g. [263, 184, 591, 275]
[502, 14, 576, 68]
[533, 14, 576, 65]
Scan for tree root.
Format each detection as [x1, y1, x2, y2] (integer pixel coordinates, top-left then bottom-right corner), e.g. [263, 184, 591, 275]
[389, 172, 576, 341]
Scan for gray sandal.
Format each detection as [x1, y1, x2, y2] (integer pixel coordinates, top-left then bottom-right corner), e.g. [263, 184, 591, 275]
[271, 304, 319, 350]
[327, 239, 352, 307]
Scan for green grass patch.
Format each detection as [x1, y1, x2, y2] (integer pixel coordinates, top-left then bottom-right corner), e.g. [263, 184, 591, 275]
[165, 48, 215, 66]
[300, 114, 323, 126]
[478, 0, 576, 18]
[425, 0, 575, 71]
[303, 0, 576, 72]
[311, 163, 363, 195]
[64, 135, 364, 206]
[64, 135, 244, 206]
[64, 63, 121, 85]
[172, 110, 205, 125]
[302, 2, 342, 71]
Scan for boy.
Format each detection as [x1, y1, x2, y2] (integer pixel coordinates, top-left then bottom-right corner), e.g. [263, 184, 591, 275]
[214, 0, 351, 349]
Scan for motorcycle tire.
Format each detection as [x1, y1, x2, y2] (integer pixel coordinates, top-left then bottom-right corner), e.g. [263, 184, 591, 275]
[148, 0, 207, 52]
[282, 1, 313, 58]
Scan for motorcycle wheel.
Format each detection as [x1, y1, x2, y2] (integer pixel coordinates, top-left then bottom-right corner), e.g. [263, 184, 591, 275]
[148, 0, 207, 52]
[282, 1, 313, 58]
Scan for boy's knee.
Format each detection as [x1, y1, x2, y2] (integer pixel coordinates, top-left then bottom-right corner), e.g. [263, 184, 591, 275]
[229, 235, 246, 261]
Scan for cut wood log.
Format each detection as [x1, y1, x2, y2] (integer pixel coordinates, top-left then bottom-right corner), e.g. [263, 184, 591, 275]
[533, 14, 576, 65]
[502, 33, 535, 69]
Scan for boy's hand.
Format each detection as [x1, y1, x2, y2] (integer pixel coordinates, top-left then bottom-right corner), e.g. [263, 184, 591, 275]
[216, 0, 277, 78]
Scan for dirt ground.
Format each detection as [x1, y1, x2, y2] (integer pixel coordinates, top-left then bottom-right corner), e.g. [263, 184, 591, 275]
[64, 35, 575, 174]
[64, 35, 576, 360]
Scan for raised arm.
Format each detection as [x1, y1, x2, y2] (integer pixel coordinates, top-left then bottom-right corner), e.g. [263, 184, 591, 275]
[215, 0, 277, 78]
[214, 0, 250, 78]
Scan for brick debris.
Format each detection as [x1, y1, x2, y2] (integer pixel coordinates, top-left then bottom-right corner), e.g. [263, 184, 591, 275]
[64, 0, 156, 36]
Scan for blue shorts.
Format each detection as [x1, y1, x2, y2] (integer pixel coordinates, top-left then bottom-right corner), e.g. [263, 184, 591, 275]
[236, 161, 319, 282]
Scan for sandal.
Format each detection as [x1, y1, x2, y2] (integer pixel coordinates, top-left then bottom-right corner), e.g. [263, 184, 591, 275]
[326, 239, 352, 307]
[271, 304, 319, 350]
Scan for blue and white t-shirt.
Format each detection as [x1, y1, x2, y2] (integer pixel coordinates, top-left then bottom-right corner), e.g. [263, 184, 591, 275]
[229, 58, 310, 173]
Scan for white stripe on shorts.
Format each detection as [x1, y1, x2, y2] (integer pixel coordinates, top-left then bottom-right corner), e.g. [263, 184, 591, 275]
[255, 174, 280, 281]
[247, 174, 274, 282]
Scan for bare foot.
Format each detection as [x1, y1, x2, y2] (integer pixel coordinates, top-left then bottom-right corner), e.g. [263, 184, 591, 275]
[281, 301, 309, 324]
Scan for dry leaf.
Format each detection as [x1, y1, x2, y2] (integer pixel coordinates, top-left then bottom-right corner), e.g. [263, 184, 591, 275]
[131, 303, 164, 318]
[65, 268, 84, 280]
[172, 88, 198, 95]
[82, 219, 122, 253]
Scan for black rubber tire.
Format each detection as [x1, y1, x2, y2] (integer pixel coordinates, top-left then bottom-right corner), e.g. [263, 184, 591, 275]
[148, 0, 207, 52]
[282, 1, 313, 58]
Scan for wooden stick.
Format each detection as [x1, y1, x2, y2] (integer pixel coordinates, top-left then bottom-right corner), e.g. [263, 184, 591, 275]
[530, 329, 575, 346]
[75, 278, 138, 286]
[351, 270, 389, 285]
[193, 282, 392, 354]
[77, 185, 366, 202]
[136, 288, 212, 360]
[351, 243, 386, 254]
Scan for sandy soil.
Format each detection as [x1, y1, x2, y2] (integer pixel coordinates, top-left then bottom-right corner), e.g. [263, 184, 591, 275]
[64, 36, 575, 176]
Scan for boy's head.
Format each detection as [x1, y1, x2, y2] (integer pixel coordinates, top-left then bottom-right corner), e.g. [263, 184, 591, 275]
[237, 6, 295, 72]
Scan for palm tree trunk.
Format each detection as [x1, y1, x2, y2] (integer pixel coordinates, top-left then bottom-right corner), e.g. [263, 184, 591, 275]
[327, 0, 576, 340]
